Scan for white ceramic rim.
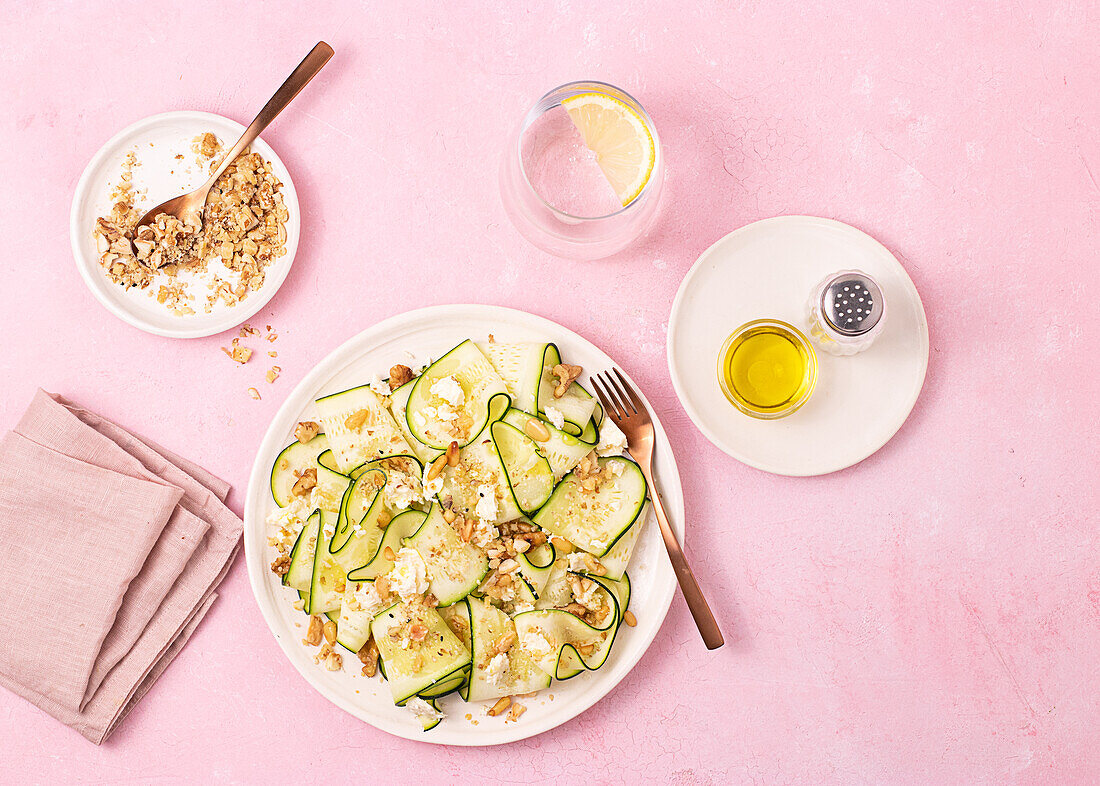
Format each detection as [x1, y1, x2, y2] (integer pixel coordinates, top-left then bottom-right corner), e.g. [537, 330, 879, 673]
[243, 304, 682, 745]
[666, 215, 930, 476]
[69, 110, 301, 339]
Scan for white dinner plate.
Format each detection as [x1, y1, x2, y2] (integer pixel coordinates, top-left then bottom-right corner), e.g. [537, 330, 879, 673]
[243, 304, 682, 745]
[70, 111, 301, 338]
[667, 216, 929, 476]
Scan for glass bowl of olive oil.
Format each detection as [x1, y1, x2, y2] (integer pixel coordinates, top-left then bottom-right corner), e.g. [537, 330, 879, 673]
[718, 319, 817, 419]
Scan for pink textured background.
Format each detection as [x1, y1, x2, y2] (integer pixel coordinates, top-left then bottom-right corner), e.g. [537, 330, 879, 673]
[1, 2, 1097, 783]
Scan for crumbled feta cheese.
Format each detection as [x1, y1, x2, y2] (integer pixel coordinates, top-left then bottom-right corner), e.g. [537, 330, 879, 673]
[389, 547, 429, 600]
[385, 468, 421, 510]
[486, 652, 510, 688]
[345, 580, 387, 616]
[412, 411, 428, 430]
[406, 697, 445, 722]
[421, 461, 445, 499]
[369, 373, 392, 397]
[513, 601, 535, 613]
[471, 517, 499, 549]
[607, 459, 625, 476]
[474, 484, 499, 522]
[430, 376, 465, 407]
[520, 629, 554, 662]
[596, 418, 628, 456]
[544, 406, 565, 430]
[266, 496, 310, 533]
[574, 580, 604, 610]
[437, 402, 459, 423]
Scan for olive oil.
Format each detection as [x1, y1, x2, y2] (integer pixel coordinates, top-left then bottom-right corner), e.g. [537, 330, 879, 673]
[718, 320, 817, 419]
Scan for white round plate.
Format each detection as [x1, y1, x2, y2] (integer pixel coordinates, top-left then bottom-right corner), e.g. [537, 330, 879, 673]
[668, 216, 929, 476]
[70, 111, 301, 339]
[243, 305, 681, 745]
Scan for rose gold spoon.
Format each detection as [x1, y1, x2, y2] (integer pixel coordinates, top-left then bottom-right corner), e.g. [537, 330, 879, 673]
[133, 41, 333, 260]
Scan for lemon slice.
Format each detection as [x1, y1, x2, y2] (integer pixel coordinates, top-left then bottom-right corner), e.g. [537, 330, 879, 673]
[562, 92, 656, 207]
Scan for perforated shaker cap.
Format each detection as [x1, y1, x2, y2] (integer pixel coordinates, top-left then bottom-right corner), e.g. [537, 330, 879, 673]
[821, 272, 884, 336]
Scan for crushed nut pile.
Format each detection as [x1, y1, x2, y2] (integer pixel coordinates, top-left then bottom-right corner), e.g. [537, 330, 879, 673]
[92, 132, 290, 316]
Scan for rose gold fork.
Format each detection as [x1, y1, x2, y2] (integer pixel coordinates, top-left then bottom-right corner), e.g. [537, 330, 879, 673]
[590, 368, 724, 650]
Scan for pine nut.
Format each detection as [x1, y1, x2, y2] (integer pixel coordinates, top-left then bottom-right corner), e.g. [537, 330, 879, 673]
[524, 417, 550, 442]
[623, 610, 637, 627]
[492, 631, 517, 655]
[345, 409, 369, 430]
[443, 508, 457, 523]
[487, 696, 512, 716]
[384, 546, 395, 561]
[550, 536, 573, 554]
[322, 620, 337, 645]
[446, 440, 460, 466]
[427, 454, 447, 480]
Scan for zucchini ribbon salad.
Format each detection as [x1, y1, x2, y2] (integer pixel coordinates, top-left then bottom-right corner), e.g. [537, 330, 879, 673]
[267, 339, 649, 729]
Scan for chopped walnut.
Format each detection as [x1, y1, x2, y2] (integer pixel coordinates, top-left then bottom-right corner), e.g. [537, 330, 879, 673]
[192, 131, 222, 162]
[388, 364, 414, 388]
[552, 363, 582, 398]
[222, 345, 253, 364]
[319, 644, 343, 671]
[295, 421, 320, 444]
[270, 553, 291, 577]
[358, 639, 379, 677]
[292, 467, 318, 497]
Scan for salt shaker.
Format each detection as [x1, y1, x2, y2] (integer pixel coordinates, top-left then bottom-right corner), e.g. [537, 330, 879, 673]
[806, 270, 886, 356]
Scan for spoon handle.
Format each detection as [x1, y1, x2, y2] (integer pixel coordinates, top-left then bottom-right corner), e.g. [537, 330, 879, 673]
[205, 41, 334, 189]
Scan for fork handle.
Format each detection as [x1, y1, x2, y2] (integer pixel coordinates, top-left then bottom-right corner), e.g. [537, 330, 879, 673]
[644, 470, 725, 650]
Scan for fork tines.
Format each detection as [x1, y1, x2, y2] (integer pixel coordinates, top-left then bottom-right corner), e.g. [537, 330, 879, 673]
[591, 368, 645, 424]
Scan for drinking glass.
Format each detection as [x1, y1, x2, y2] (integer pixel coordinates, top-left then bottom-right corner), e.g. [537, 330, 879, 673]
[499, 80, 664, 260]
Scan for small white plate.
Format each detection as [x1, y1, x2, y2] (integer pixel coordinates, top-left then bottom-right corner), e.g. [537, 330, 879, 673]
[70, 111, 300, 339]
[243, 304, 682, 745]
[667, 216, 929, 476]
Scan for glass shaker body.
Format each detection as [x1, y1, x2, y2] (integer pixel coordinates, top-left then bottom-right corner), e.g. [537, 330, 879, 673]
[806, 270, 886, 356]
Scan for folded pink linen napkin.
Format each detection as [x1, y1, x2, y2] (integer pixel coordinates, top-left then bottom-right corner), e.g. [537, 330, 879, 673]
[0, 390, 242, 743]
